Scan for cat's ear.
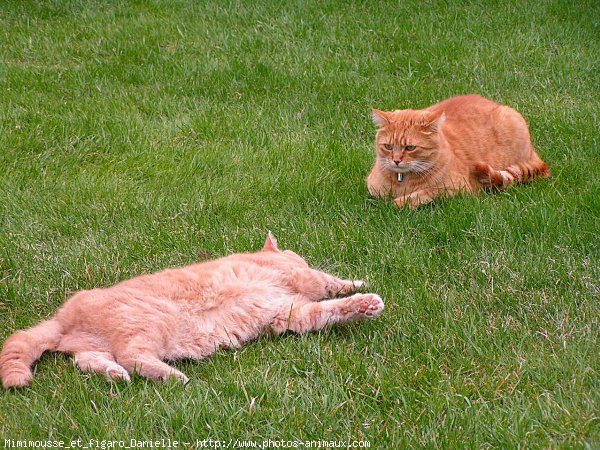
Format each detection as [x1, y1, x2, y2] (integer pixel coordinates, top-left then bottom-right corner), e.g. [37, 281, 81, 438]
[262, 231, 281, 252]
[371, 109, 391, 128]
[425, 110, 446, 133]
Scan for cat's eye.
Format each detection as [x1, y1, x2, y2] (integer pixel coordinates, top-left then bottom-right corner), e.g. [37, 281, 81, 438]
[383, 144, 393, 151]
[405, 145, 416, 151]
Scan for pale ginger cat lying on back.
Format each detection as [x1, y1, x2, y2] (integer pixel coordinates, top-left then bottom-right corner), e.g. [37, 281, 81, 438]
[0, 233, 383, 389]
[367, 94, 550, 208]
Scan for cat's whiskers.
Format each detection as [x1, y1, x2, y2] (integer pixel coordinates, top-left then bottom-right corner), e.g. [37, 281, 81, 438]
[380, 155, 435, 176]
[410, 160, 433, 176]
[381, 158, 407, 172]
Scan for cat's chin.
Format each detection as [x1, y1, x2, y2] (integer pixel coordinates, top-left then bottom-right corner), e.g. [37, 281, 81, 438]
[385, 166, 412, 174]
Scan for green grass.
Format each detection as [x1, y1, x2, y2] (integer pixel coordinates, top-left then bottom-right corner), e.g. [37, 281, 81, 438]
[0, 0, 598, 447]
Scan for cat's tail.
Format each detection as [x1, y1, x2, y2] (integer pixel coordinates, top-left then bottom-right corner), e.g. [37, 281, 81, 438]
[473, 158, 550, 189]
[0, 319, 64, 389]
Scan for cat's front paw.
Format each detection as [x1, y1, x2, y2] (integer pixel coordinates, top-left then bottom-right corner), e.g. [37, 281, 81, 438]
[394, 196, 410, 208]
[356, 294, 384, 317]
[394, 192, 433, 209]
[352, 280, 367, 290]
[343, 293, 384, 319]
[368, 184, 387, 198]
[337, 279, 367, 296]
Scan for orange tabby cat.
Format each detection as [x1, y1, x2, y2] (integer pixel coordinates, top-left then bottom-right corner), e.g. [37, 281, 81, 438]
[367, 94, 550, 208]
[0, 233, 383, 389]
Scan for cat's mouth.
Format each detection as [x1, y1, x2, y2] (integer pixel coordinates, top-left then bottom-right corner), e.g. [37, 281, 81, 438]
[385, 164, 412, 174]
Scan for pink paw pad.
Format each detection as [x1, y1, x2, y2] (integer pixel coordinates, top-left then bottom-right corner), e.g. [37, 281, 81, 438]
[355, 294, 384, 317]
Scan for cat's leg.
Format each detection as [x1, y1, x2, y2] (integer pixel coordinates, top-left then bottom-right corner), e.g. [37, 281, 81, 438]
[394, 190, 435, 208]
[367, 166, 394, 198]
[115, 352, 189, 383]
[290, 268, 365, 301]
[74, 351, 131, 382]
[113, 339, 189, 383]
[394, 181, 468, 209]
[271, 293, 384, 334]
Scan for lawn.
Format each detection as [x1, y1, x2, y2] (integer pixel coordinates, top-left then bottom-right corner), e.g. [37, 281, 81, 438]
[0, 0, 598, 447]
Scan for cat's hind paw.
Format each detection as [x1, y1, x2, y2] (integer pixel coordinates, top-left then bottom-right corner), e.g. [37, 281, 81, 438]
[172, 371, 190, 385]
[104, 363, 131, 382]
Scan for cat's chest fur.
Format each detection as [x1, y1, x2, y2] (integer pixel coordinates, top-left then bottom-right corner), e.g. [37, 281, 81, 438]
[386, 170, 434, 197]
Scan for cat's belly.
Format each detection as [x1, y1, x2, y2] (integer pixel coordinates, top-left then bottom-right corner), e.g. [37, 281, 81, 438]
[166, 323, 264, 360]
[166, 295, 287, 360]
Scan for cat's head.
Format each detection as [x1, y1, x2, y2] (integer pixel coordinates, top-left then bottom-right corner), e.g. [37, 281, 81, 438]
[371, 108, 446, 174]
[261, 232, 309, 267]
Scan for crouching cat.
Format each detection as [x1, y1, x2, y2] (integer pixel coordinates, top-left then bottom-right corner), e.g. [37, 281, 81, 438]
[0, 233, 383, 389]
[367, 94, 550, 208]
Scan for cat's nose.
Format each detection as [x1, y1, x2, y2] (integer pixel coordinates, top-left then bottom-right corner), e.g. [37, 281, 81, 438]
[393, 160, 401, 165]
